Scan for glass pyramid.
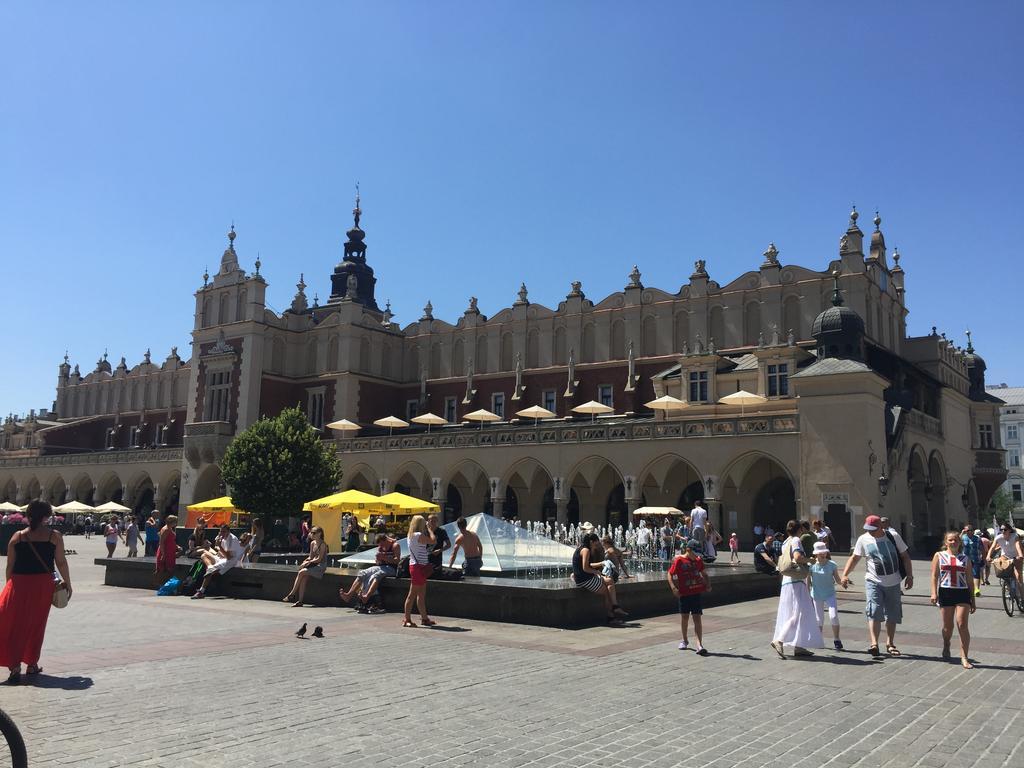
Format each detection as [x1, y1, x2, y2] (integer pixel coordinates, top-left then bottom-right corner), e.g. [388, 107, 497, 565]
[338, 513, 574, 574]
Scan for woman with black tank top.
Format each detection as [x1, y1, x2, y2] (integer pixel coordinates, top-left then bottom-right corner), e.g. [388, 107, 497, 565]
[572, 533, 628, 626]
[0, 500, 72, 684]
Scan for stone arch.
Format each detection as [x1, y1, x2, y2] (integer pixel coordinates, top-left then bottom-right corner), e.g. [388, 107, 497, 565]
[443, 459, 490, 518]
[452, 338, 465, 377]
[391, 461, 432, 501]
[218, 293, 229, 325]
[526, 329, 540, 369]
[783, 294, 802, 342]
[642, 315, 657, 356]
[69, 472, 96, 505]
[24, 477, 41, 503]
[44, 475, 69, 506]
[501, 457, 555, 523]
[553, 326, 567, 365]
[1, 477, 17, 503]
[709, 305, 725, 347]
[908, 446, 929, 551]
[160, 469, 182, 516]
[567, 456, 625, 527]
[192, 465, 222, 505]
[744, 301, 761, 346]
[675, 311, 690, 352]
[95, 471, 124, 504]
[581, 323, 596, 363]
[720, 451, 797, 548]
[236, 288, 247, 322]
[342, 463, 378, 494]
[610, 319, 625, 360]
[928, 450, 948, 535]
[202, 298, 212, 328]
[636, 454, 704, 512]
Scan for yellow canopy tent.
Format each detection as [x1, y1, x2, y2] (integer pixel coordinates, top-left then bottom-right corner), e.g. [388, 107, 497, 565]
[302, 489, 393, 552]
[185, 496, 248, 528]
[376, 492, 439, 514]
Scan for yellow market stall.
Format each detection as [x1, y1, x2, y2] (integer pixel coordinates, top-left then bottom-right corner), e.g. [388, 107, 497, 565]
[185, 496, 249, 529]
[302, 489, 392, 552]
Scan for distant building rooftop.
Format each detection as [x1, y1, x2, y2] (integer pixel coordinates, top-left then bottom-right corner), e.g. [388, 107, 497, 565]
[987, 385, 1024, 406]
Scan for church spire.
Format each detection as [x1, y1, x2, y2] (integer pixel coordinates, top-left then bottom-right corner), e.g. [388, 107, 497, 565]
[328, 184, 379, 310]
[353, 182, 361, 228]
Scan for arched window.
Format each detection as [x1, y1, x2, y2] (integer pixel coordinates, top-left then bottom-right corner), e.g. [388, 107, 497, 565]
[744, 301, 761, 346]
[783, 295, 801, 341]
[202, 299, 212, 328]
[452, 338, 465, 377]
[709, 306, 725, 347]
[381, 343, 392, 377]
[581, 323, 596, 363]
[642, 315, 657, 356]
[327, 335, 339, 371]
[430, 342, 442, 378]
[306, 342, 317, 375]
[405, 346, 419, 380]
[500, 333, 514, 371]
[526, 329, 540, 368]
[236, 289, 247, 322]
[610, 319, 625, 360]
[675, 312, 689, 352]
[218, 293, 229, 325]
[360, 338, 372, 373]
[553, 326, 567, 365]
[476, 335, 488, 373]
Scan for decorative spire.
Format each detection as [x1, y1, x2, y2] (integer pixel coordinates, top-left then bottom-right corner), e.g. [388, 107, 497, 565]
[144, 348, 151, 364]
[873, 210, 881, 231]
[892, 247, 901, 268]
[228, 223, 236, 247]
[849, 205, 859, 228]
[830, 270, 844, 306]
[466, 296, 479, 315]
[219, 223, 241, 274]
[312, 292, 319, 309]
[254, 252, 261, 276]
[514, 283, 529, 306]
[421, 300, 433, 321]
[63, 350, 69, 364]
[965, 329, 974, 353]
[203, 266, 209, 287]
[628, 265, 643, 288]
[353, 182, 361, 229]
[290, 273, 308, 313]
[762, 242, 779, 266]
[383, 300, 393, 325]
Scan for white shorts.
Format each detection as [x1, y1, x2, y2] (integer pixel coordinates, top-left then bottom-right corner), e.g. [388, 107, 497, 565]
[813, 595, 840, 627]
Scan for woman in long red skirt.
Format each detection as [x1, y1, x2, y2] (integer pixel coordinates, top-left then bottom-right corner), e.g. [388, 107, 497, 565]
[0, 500, 72, 684]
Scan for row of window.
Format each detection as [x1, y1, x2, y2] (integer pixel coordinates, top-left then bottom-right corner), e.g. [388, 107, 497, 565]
[103, 424, 171, 449]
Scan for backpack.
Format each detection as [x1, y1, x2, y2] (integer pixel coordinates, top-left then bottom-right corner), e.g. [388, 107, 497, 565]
[396, 555, 411, 579]
[884, 531, 907, 578]
[430, 565, 465, 581]
[157, 577, 181, 596]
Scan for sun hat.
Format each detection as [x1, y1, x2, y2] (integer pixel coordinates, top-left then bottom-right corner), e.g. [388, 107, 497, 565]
[973, 529, 982, 536]
[812, 541, 829, 555]
[863, 514, 882, 531]
[580, 521, 594, 532]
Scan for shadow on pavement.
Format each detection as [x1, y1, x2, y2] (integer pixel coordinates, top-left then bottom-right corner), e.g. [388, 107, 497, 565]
[702, 652, 761, 661]
[427, 625, 472, 633]
[29, 674, 94, 690]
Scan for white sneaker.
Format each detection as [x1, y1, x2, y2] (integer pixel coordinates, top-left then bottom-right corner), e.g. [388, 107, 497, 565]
[678, 641, 688, 650]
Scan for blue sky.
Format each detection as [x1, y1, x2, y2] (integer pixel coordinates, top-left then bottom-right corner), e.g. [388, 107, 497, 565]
[2, 2, 1022, 415]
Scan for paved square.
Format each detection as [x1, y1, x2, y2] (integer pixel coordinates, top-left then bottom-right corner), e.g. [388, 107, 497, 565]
[3, 537, 1023, 768]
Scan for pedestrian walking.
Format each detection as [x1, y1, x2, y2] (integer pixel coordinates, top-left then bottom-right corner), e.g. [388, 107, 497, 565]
[929, 531, 976, 669]
[689, 501, 708, 547]
[123, 516, 141, 557]
[154, 515, 178, 585]
[104, 517, 119, 557]
[84, 514, 93, 539]
[770, 520, 823, 659]
[808, 541, 844, 649]
[144, 514, 160, 557]
[960, 526, 983, 597]
[728, 531, 740, 565]
[840, 514, 914, 658]
[0, 501, 72, 683]
[667, 539, 710, 655]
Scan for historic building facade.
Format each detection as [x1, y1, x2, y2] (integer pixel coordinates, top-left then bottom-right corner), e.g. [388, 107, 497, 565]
[986, 385, 1024, 511]
[0, 201, 1007, 551]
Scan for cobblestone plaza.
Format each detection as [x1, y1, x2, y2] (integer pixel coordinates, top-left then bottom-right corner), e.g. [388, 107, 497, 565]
[3, 538, 1023, 768]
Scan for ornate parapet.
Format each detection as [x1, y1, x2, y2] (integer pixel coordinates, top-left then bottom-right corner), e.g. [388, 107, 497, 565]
[183, 421, 235, 468]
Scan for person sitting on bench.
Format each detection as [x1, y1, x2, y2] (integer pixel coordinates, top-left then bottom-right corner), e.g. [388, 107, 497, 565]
[191, 524, 245, 599]
[339, 533, 400, 611]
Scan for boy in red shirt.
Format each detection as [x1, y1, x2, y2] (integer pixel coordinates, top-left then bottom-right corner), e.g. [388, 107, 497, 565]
[667, 539, 711, 655]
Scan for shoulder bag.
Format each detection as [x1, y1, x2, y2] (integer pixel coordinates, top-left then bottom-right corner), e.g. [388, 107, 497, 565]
[777, 540, 808, 578]
[25, 532, 71, 609]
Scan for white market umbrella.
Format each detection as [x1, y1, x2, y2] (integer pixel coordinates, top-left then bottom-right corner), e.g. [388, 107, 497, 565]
[94, 500, 132, 514]
[718, 389, 767, 416]
[515, 405, 557, 425]
[373, 415, 409, 437]
[572, 400, 614, 422]
[464, 408, 501, 429]
[411, 412, 447, 433]
[632, 506, 682, 517]
[326, 419, 361, 433]
[55, 500, 97, 515]
[645, 395, 689, 413]
[0, 501, 22, 513]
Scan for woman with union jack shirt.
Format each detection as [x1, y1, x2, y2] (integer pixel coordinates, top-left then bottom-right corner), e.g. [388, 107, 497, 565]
[929, 531, 976, 669]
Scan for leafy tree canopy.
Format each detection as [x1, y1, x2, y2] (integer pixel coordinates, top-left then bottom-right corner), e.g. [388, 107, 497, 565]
[988, 487, 1017, 518]
[221, 407, 340, 519]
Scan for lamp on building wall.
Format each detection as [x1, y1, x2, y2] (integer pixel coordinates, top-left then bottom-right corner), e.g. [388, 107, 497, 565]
[878, 471, 890, 498]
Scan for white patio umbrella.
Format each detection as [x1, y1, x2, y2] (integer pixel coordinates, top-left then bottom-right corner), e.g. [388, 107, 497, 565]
[644, 395, 689, 413]
[55, 500, 97, 515]
[572, 400, 614, 422]
[0, 501, 22, 513]
[515, 405, 557, 425]
[718, 389, 767, 416]
[373, 415, 409, 437]
[325, 419, 361, 433]
[411, 412, 447, 433]
[464, 408, 501, 429]
[94, 500, 132, 514]
[631, 506, 682, 517]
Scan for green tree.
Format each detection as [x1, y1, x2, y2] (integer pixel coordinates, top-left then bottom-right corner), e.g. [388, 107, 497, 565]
[988, 487, 1016, 519]
[221, 407, 340, 520]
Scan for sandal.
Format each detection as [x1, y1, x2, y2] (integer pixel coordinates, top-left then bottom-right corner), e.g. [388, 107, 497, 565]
[961, 657, 974, 670]
[421, 618, 437, 626]
[291, 601, 304, 608]
[282, 595, 295, 603]
[885, 644, 902, 657]
[402, 620, 417, 628]
[5, 670, 20, 685]
[26, 665, 41, 675]
[868, 645, 882, 658]
[770, 641, 786, 659]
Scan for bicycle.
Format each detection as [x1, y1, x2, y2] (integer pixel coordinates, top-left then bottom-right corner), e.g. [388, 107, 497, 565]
[0, 707, 28, 768]
[1000, 573, 1024, 617]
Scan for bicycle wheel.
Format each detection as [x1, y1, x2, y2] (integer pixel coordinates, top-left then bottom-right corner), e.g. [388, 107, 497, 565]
[1003, 580, 1016, 617]
[0, 707, 28, 768]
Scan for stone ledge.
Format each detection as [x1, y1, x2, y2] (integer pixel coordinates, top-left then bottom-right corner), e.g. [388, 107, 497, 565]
[96, 557, 780, 628]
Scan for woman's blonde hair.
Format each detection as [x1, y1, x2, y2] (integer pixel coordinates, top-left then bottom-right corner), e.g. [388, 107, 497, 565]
[310, 526, 324, 539]
[408, 514, 427, 538]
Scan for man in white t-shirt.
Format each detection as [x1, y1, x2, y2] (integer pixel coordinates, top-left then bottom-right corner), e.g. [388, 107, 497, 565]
[986, 523, 1023, 595]
[690, 501, 708, 547]
[840, 514, 913, 658]
[636, 520, 652, 556]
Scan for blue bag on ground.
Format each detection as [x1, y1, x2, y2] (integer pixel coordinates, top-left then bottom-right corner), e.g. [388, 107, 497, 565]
[157, 577, 180, 596]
